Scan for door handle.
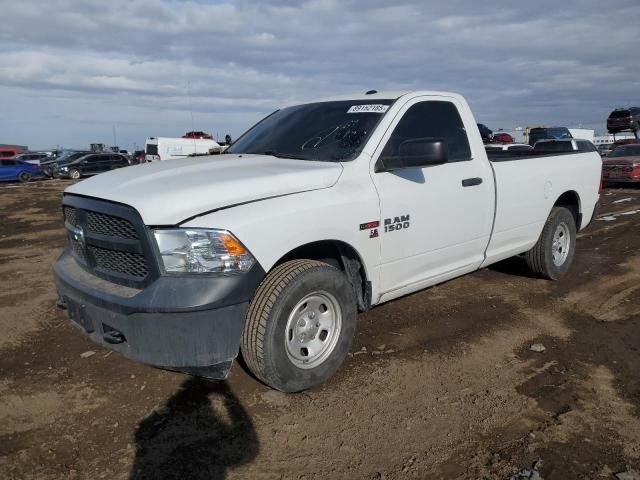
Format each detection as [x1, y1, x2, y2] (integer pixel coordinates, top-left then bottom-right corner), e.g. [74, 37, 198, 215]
[462, 177, 483, 187]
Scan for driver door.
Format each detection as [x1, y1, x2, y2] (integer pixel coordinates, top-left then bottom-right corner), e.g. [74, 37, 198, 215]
[372, 97, 494, 299]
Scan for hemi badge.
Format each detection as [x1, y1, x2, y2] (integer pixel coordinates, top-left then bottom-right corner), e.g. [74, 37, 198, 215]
[359, 220, 380, 231]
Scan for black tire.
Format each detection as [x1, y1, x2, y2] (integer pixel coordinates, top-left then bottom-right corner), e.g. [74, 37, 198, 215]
[69, 169, 81, 180]
[241, 259, 357, 392]
[524, 206, 576, 280]
[17, 171, 31, 183]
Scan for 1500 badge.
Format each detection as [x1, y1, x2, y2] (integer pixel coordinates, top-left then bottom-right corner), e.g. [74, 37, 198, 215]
[384, 214, 410, 232]
[360, 214, 410, 239]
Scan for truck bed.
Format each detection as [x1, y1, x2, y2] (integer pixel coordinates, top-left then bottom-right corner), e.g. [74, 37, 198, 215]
[482, 150, 601, 267]
[486, 150, 586, 162]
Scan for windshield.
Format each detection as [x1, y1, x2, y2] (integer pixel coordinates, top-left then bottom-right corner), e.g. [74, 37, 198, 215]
[226, 100, 395, 162]
[609, 145, 640, 157]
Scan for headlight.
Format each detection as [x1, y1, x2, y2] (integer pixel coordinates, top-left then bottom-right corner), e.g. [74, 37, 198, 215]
[59, 166, 68, 171]
[153, 229, 255, 274]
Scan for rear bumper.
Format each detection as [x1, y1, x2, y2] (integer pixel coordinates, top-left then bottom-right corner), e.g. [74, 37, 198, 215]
[54, 249, 265, 379]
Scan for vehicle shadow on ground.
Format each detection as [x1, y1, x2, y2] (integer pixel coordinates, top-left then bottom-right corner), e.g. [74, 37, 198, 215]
[130, 378, 259, 480]
[487, 256, 541, 279]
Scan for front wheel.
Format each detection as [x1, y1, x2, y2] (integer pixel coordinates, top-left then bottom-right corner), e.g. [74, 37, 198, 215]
[69, 169, 81, 179]
[17, 171, 31, 183]
[241, 260, 357, 392]
[524, 206, 576, 280]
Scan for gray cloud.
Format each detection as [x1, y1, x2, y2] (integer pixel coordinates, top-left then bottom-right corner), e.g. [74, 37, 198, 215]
[1, 0, 638, 149]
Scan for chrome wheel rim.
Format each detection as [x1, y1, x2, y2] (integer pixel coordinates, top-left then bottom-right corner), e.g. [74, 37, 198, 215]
[285, 291, 342, 369]
[70, 170, 80, 179]
[552, 222, 570, 266]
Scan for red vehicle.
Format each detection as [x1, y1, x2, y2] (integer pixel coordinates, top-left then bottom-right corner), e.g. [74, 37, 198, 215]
[0, 148, 18, 158]
[602, 144, 640, 184]
[492, 132, 514, 144]
[182, 131, 213, 139]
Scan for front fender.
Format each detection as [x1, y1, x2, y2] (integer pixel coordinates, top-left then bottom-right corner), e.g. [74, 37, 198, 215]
[180, 185, 381, 297]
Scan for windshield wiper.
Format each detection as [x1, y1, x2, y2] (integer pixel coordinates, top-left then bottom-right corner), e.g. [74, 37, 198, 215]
[255, 150, 309, 160]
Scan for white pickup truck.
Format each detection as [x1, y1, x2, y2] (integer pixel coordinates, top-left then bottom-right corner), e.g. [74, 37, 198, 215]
[53, 91, 602, 392]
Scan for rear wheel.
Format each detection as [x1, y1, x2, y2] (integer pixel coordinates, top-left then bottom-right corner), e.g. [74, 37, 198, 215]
[17, 171, 31, 183]
[241, 260, 357, 392]
[524, 206, 576, 280]
[69, 169, 81, 179]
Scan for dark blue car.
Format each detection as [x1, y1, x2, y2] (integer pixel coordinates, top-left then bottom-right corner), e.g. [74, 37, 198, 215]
[0, 159, 42, 183]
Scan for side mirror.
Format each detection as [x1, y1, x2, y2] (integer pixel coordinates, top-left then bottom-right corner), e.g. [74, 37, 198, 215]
[376, 138, 448, 172]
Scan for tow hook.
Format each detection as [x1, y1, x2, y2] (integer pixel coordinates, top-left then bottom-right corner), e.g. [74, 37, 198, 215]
[102, 326, 126, 344]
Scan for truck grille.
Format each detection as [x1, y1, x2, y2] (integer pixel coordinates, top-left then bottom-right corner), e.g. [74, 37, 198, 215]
[88, 246, 150, 278]
[63, 199, 156, 287]
[86, 211, 138, 239]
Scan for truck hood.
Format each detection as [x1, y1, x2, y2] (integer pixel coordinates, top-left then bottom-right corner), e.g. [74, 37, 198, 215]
[65, 154, 343, 225]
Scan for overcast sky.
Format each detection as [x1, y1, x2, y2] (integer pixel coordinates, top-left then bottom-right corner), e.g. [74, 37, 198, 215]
[1, 0, 639, 150]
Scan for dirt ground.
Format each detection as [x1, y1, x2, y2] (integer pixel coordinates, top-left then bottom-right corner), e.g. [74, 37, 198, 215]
[1, 179, 639, 480]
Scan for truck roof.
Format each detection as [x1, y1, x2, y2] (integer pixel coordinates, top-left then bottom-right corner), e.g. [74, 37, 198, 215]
[312, 90, 464, 103]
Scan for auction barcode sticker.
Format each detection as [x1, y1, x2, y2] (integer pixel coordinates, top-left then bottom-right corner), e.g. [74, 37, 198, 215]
[347, 104, 389, 114]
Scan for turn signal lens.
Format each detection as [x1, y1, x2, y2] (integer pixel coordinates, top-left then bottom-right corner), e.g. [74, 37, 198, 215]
[220, 233, 248, 256]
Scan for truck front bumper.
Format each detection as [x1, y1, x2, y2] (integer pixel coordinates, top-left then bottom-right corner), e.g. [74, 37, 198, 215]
[53, 249, 265, 379]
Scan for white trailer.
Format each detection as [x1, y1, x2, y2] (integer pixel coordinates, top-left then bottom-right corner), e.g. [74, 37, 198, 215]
[568, 128, 594, 143]
[145, 137, 221, 161]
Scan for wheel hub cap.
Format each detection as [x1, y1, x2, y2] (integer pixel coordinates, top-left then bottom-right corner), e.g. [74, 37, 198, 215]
[552, 222, 570, 266]
[285, 291, 342, 369]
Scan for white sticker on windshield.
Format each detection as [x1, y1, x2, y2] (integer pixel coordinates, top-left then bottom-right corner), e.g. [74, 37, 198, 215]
[347, 104, 389, 114]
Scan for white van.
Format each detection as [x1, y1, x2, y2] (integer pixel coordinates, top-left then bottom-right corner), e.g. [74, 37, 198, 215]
[145, 137, 221, 161]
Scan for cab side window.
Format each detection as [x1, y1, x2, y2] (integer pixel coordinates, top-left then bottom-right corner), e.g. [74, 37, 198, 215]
[381, 101, 472, 163]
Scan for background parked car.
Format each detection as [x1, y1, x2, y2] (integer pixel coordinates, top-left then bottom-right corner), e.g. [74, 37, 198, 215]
[0, 148, 19, 158]
[492, 132, 514, 144]
[42, 151, 91, 177]
[182, 131, 213, 139]
[527, 126, 573, 146]
[610, 139, 638, 151]
[13, 152, 50, 165]
[533, 139, 597, 153]
[597, 144, 613, 157]
[0, 159, 41, 183]
[477, 123, 493, 143]
[602, 144, 640, 184]
[131, 150, 145, 164]
[56, 153, 130, 179]
[607, 107, 640, 134]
